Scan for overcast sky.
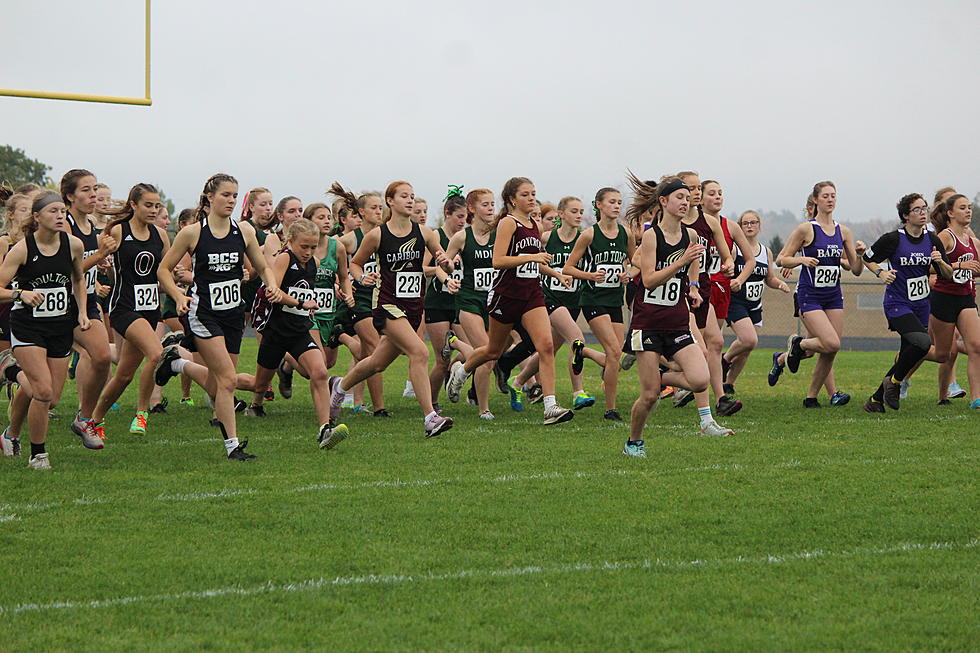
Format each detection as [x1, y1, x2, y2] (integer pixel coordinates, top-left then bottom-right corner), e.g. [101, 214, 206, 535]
[3, 0, 978, 223]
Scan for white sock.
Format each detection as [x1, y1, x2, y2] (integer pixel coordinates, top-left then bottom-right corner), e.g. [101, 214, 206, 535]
[543, 395, 557, 410]
[223, 437, 239, 455]
[171, 358, 188, 374]
[336, 384, 347, 396]
[406, 380, 414, 389]
[424, 411, 437, 422]
[698, 406, 713, 426]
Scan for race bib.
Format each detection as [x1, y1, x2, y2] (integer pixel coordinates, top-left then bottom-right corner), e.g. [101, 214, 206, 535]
[643, 278, 682, 307]
[33, 287, 70, 318]
[813, 265, 840, 288]
[595, 264, 622, 289]
[516, 262, 539, 279]
[396, 271, 423, 298]
[314, 287, 335, 315]
[283, 285, 317, 316]
[707, 246, 721, 275]
[473, 267, 497, 292]
[744, 280, 764, 302]
[362, 260, 379, 282]
[906, 275, 929, 302]
[443, 267, 463, 292]
[952, 268, 973, 285]
[133, 283, 159, 311]
[209, 278, 241, 311]
[550, 275, 578, 292]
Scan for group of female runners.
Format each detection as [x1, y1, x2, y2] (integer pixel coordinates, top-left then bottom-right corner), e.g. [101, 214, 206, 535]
[0, 170, 976, 468]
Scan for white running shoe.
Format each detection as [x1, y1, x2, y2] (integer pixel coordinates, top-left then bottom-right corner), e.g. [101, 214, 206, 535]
[424, 414, 454, 438]
[948, 381, 967, 399]
[0, 348, 16, 386]
[328, 377, 345, 422]
[446, 361, 468, 403]
[479, 410, 495, 420]
[699, 420, 734, 437]
[1, 426, 20, 457]
[543, 404, 574, 425]
[402, 380, 416, 398]
[28, 453, 51, 470]
[623, 440, 646, 458]
[71, 417, 105, 450]
[342, 393, 355, 408]
[672, 389, 693, 407]
[318, 422, 348, 450]
[899, 379, 910, 400]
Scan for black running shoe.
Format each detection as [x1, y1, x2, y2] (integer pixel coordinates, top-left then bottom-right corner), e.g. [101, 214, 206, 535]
[603, 409, 623, 422]
[264, 389, 275, 402]
[937, 398, 951, 406]
[277, 362, 293, 399]
[786, 336, 805, 374]
[373, 409, 391, 418]
[526, 383, 544, 404]
[209, 417, 221, 427]
[149, 397, 168, 414]
[881, 375, 901, 411]
[154, 344, 182, 387]
[716, 395, 743, 417]
[723, 383, 736, 396]
[571, 339, 585, 376]
[245, 404, 266, 418]
[467, 383, 478, 406]
[234, 398, 248, 413]
[720, 352, 731, 382]
[803, 397, 821, 408]
[492, 362, 510, 394]
[863, 398, 885, 413]
[227, 439, 257, 460]
[161, 330, 185, 349]
[768, 352, 785, 387]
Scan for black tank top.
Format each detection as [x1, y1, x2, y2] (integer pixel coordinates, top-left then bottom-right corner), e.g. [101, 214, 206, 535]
[267, 249, 317, 332]
[630, 226, 691, 332]
[109, 221, 164, 314]
[375, 222, 425, 315]
[12, 231, 76, 325]
[66, 211, 99, 298]
[190, 218, 246, 315]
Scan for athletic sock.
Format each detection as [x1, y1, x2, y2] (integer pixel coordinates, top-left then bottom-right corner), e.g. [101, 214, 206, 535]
[4, 364, 21, 384]
[424, 411, 437, 423]
[543, 395, 556, 410]
[171, 358, 188, 374]
[698, 406, 713, 426]
[871, 384, 885, 402]
[30, 442, 45, 457]
[223, 437, 239, 455]
[336, 384, 348, 396]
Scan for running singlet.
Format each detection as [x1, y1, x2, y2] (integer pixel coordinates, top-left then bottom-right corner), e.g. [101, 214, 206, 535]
[489, 215, 542, 299]
[932, 229, 978, 296]
[458, 226, 497, 300]
[864, 228, 944, 314]
[313, 237, 339, 319]
[796, 221, 844, 298]
[424, 228, 457, 311]
[708, 217, 733, 280]
[352, 227, 379, 313]
[11, 232, 76, 326]
[268, 249, 317, 333]
[66, 211, 99, 299]
[109, 221, 164, 314]
[630, 226, 691, 332]
[688, 207, 714, 286]
[731, 242, 768, 310]
[189, 218, 246, 315]
[374, 222, 425, 316]
[542, 229, 581, 306]
[580, 223, 628, 307]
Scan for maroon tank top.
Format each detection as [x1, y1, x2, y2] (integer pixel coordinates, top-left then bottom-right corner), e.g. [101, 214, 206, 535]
[375, 222, 426, 315]
[630, 225, 692, 332]
[686, 207, 714, 283]
[490, 215, 543, 299]
[933, 228, 977, 296]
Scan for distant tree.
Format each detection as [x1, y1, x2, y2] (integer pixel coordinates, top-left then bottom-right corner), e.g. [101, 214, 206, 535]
[768, 234, 784, 256]
[0, 145, 52, 187]
[158, 188, 176, 217]
[973, 193, 980, 235]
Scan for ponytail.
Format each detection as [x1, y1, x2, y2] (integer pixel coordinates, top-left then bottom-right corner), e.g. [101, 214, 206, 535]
[931, 194, 967, 233]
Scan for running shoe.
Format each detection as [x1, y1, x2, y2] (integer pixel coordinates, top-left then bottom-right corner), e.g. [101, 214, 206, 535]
[603, 409, 623, 422]
[970, 398, 980, 411]
[768, 352, 785, 387]
[227, 440, 257, 460]
[328, 376, 344, 423]
[803, 397, 821, 408]
[479, 410, 495, 420]
[659, 386, 675, 400]
[318, 422, 348, 450]
[130, 411, 148, 435]
[1, 426, 20, 457]
[179, 397, 195, 407]
[245, 404, 266, 418]
[264, 389, 275, 402]
[154, 344, 182, 387]
[623, 440, 646, 458]
[373, 409, 392, 418]
[110, 402, 120, 411]
[672, 389, 695, 408]
[492, 361, 510, 394]
[68, 350, 79, 379]
[572, 392, 596, 410]
[525, 383, 543, 404]
[209, 418, 221, 428]
[716, 395, 742, 417]
[441, 330, 456, 362]
[71, 417, 105, 449]
[342, 393, 355, 408]
[699, 420, 733, 436]
[424, 414, 454, 438]
[508, 382, 524, 412]
[723, 383, 736, 396]
[234, 398, 248, 413]
[28, 453, 51, 470]
[467, 384, 478, 406]
[830, 391, 851, 406]
[351, 404, 373, 415]
[161, 330, 185, 349]
[149, 397, 169, 414]
[948, 381, 967, 399]
[882, 376, 901, 410]
[720, 352, 731, 381]
[402, 380, 415, 398]
[899, 379, 910, 400]
[786, 335, 805, 374]
[937, 398, 951, 406]
[0, 348, 16, 386]
[278, 362, 294, 399]
[446, 361, 468, 403]
[863, 398, 885, 413]
[543, 404, 574, 425]
[571, 339, 586, 375]
[620, 353, 636, 371]
[94, 423, 106, 439]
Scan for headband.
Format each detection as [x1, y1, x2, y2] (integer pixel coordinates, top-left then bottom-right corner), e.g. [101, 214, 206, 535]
[32, 192, 63, 213]
[658, 179, 690, 198]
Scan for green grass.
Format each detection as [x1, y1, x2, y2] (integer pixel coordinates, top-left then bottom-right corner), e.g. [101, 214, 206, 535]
[0, 343, 977, 652]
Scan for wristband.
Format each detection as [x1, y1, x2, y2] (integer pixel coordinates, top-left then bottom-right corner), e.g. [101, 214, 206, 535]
[690, 281, 700, 288]
[874, 268, 881, 278]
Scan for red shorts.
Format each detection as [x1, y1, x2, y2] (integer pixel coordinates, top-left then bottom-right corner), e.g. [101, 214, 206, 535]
[486, 289, 545, 325]
[709, 277, 731, 320]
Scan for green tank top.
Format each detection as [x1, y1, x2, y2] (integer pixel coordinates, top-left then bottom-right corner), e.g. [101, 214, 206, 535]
[352, 227, 378, 312]
[458, 226, 496, 302]
[424, 228, 457, 311]
[541, 228, 581, 306]
[580, 223, 628, 307]
[314, 237, 338, 317]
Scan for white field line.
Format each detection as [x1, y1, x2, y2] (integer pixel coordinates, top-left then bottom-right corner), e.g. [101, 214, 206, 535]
[0, 453, 975, 517]
[1, 538, 974, 615]
[0, 514, 18, 523]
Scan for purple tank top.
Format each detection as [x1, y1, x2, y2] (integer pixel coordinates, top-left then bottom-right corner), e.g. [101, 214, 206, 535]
[883, 229, 933, 315]
[797, 221, 843, 297]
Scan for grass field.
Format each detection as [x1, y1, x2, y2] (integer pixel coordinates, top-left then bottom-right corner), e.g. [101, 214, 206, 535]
[0, 343, 977, 652]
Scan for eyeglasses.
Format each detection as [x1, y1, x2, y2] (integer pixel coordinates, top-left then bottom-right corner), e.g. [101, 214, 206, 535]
[740, 220, 760, 226]
[909, 207, 929, 215]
